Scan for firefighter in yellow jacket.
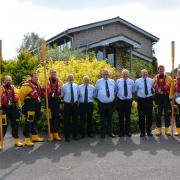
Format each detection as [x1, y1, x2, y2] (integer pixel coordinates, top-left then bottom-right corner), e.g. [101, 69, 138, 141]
[170, 68, 180, 136]
[19, 72, 44, 147]
[0, 75, 23, 151]
[154, 65, 172, 136]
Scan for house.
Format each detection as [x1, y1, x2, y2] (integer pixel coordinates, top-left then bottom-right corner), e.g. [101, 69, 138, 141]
[46, 17, 159, 70]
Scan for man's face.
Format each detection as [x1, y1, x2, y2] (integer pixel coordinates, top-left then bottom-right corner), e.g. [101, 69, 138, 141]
[68, 75, 74, 83]
[123, 72, 129, 79]
[4, 77, 12, 86]
[50, 70, 57, 79]
[158, 67, 165, 75]
[142, 71, 148, 78]
[103, 70, 109, 80]
[32, 73, 38, 83]
[83, 78, 89, 85]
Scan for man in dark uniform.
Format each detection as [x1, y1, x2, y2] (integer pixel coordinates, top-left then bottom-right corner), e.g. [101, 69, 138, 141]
[171, 68, 180, 135]
[154, 65, 172, 136]
[0, 75, 23, 150]
[20, 72, 44, 147]
[46, 69, 61, 141]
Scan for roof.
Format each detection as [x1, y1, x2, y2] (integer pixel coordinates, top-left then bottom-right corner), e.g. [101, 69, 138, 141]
[46, 16, 159, 44]
[79, 33, 141, 51]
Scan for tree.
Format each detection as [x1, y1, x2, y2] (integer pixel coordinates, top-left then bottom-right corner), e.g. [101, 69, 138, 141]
[2, 50, 38, 86]
[18, 32, 44, 52]
[152, 48, 158, 74]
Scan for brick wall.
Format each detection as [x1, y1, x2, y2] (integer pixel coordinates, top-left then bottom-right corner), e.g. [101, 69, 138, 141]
[73, 22, 153, 58]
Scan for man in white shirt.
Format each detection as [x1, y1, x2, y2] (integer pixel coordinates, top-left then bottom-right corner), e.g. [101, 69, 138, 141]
[95, 70, 116, 138]
[134, 69, 154, 137]
[61, 74, 79, 142]
[116, 69, 134, 137]
[78, 76, 95, 138]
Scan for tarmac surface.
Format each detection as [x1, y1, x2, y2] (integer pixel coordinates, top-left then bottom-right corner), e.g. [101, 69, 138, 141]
[1, 130, 180, 180]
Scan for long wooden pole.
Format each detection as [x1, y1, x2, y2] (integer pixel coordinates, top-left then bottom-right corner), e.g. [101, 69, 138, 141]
[41, 42, 51, 139]
[0, 40, 3, 150]
[171, 41, 175, 135]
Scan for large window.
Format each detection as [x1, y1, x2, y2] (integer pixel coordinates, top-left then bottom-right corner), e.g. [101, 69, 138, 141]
[96, 50, 104, 60]
[107, 53, 114, 66]
[96, 47, 115, 66]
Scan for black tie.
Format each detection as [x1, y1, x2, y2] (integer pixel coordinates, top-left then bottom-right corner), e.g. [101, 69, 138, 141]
[124, 79, 128, 97]
[144, 78, 148, 95]
[84, 85, 88, 103]
[70, 83, 74, 103]
[106, 80, 110, 98]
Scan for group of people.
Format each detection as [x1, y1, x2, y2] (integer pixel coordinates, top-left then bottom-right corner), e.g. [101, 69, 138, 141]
[0, 65, 180, 150]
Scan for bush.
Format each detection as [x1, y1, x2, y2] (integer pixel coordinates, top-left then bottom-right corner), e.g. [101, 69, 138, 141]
[36, 58, 121, 85]
[2, 50, 38, 86]
[33, 58, 140, 133]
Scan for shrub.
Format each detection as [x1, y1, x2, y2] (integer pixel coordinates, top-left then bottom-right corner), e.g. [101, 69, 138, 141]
[33, 59, 140, 133]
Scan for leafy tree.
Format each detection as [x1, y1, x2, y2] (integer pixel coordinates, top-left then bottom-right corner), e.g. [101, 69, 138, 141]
[2, 50, 38, 86]
[45, 45, 96, 61]
[18, 32, 44, 52]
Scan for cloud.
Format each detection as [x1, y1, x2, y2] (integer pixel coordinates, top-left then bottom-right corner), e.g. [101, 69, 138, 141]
[17, 0, 180, 11]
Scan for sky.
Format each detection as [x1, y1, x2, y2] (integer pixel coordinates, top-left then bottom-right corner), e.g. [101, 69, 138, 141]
[0, 0, 180, 71]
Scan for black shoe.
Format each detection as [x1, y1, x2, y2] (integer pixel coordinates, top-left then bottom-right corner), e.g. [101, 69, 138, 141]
[72, 136, 78, 141]
[140, 133, 145, 137]
[80, 134, 85, 139]
[126, 133, 132, 137]
[88, 134, 94, 138]
[65, 138, 70, 142]
[109, 133, 116, 138]
[119, 133, 124, 137]
[101, 134, 105, 139]
[147, 132, 153, 137]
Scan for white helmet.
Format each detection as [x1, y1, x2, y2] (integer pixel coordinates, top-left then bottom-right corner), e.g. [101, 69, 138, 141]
[175, 97, 180, 105]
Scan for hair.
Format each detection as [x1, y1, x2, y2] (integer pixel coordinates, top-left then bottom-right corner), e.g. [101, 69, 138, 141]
[121, 69, 129, 75]
[31, 72, 38, 77]
[83, 75, 90, 81]
[102, 69, 109, 75]
[141, 69, 148, 74]
[68, 74, 74, 78]
[158, 65, 164, 70]
[50, 69, 57, 73]
[4, 75, 12, 81]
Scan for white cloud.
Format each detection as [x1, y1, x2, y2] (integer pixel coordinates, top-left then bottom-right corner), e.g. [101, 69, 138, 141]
[0, 0, 179, 71]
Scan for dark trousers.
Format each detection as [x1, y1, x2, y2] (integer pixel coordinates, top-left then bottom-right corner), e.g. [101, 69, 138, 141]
[64, 102, 78, 139]
[138, 96, 153, 134]
[2, 105, 20, 139]
[117, 98, 132, 135]
[155, 94, 171, 128]
[48, 98, 60, 133]
[22, 100, 41, 138]
[99, 102, 114, 136]
[175, 104, 180, 128]
[79, 102, 93, 136]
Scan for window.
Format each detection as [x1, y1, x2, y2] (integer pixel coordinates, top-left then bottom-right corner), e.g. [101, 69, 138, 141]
[97, 50, 104, 60]
[108, 53, 114, 66]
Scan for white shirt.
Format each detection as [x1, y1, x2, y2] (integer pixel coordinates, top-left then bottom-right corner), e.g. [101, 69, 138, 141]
[61, 82, 79, 103]
[95, 78, 116, 103]
[116, 78, 134, 100]
[78, 84, 95, 103]
[134, 77, 154, 98]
